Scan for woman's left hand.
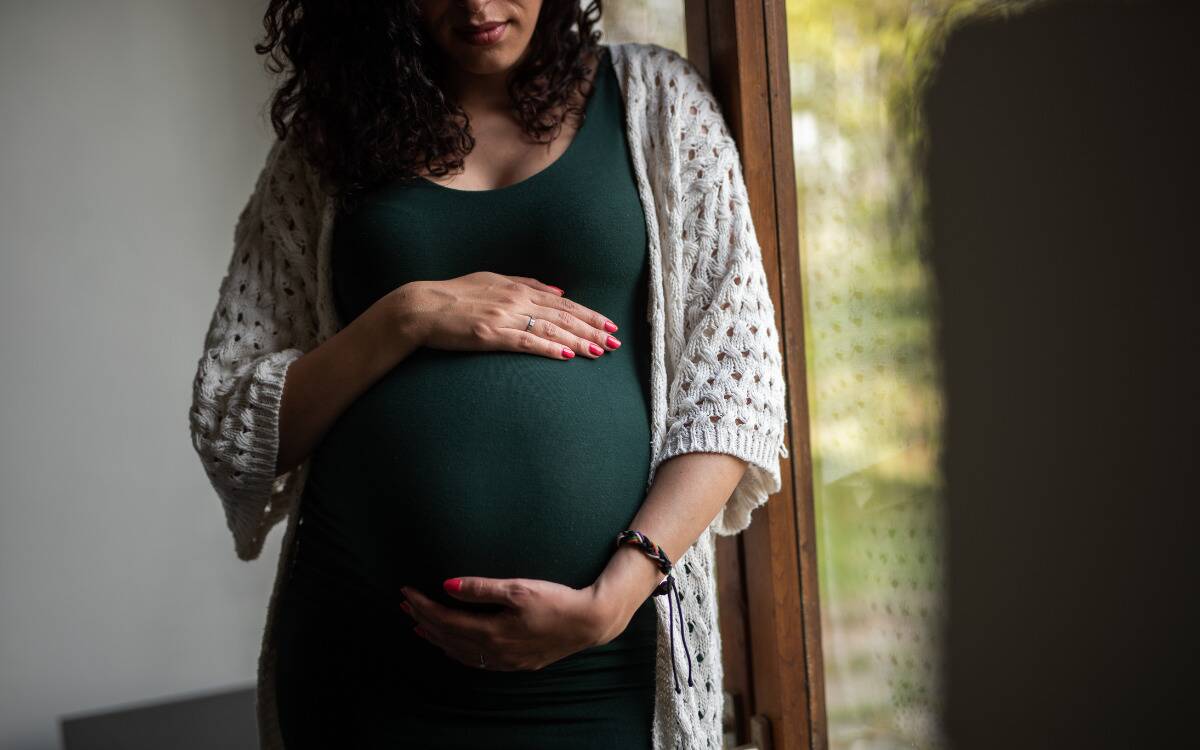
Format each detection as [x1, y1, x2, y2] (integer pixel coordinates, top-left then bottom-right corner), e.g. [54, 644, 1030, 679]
[399, 577, 630, 671]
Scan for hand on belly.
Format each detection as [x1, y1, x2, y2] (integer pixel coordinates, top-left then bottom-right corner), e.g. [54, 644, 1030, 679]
[397, 575, 621, 671]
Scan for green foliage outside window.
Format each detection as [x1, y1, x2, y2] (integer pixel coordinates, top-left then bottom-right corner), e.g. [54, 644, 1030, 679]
[787, 1, 1043, 747]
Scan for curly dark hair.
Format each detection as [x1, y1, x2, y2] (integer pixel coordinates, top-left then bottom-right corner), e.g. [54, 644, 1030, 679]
[255, 0, 605, 213]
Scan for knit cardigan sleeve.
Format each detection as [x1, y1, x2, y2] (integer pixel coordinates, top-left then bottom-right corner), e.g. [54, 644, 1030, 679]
[188, 133, 321, 561]
[652, 52, 790, 537]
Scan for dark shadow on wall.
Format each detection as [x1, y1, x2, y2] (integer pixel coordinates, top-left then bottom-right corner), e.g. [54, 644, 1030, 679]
[922, 1, 1199, 748]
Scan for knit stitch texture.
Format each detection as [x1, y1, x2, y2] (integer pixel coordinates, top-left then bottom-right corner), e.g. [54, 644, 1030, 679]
[189, 40, 788, 750]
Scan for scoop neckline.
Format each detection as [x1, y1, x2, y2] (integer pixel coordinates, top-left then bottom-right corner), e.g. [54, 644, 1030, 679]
[417, 45, 610, 196]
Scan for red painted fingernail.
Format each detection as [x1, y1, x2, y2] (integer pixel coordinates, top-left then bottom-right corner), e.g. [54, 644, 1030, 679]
[603, 320, 618, 332]
[413, 625, 427, 638]
[561, 347, 575, 359]
[547, 285, 564, 295]
[444, 578, 463, 592]
[606, 335, 621, 349]
[400, 601, 413, 615]
[589, 343, 603, 356]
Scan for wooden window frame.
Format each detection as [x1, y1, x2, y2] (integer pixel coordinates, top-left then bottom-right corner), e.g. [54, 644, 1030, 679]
[682, 2, 828, 749]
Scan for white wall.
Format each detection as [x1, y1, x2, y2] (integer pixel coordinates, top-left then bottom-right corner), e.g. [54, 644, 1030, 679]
[0, 2, 282, 747]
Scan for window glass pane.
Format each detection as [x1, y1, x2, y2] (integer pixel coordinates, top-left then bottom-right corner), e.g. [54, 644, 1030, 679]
[596, 0, 687, 53]
[783, 2, 1016, 747]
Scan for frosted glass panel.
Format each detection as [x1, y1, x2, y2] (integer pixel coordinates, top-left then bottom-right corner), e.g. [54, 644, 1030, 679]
[780, 2, 1025, 747]
[595, 0, 686, 54]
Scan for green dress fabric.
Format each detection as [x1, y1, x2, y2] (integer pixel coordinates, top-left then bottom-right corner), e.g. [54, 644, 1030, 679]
[273, 44, 660, 749]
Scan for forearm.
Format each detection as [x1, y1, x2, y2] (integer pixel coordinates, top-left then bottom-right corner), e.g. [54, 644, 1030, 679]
[274, 283, 425, 475]
[591, 451, 748, 643]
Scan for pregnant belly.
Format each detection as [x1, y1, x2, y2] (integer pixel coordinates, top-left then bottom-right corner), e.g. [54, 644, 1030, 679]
[298, 345, 654, 610]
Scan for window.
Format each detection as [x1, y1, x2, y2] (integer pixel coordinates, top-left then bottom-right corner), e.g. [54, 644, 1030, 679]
[596, 0, 686, 52]
[783, 2, 1015, 746]
[603, 2, 1028, 747]
[667, 2, 1030, 748]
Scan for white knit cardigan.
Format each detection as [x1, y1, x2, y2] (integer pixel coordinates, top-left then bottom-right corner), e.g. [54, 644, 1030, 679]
[189, 40, 788, 750]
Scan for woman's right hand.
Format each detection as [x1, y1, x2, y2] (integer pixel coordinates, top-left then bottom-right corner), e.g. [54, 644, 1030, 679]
[389, 272, 621, 360]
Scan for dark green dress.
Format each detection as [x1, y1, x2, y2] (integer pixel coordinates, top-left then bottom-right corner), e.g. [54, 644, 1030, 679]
[273, 44, 659, 749]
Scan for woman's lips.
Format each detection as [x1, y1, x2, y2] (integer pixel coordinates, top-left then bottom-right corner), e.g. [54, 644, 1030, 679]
[456, 21, 509, 46]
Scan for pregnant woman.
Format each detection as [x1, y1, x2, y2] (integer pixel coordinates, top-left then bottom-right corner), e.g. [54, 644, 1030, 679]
[189, 1, 789, 749]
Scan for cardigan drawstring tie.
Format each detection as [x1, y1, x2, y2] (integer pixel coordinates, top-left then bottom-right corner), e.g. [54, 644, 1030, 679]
[616, 529, 695, 694]
[656, 570, 695, 694]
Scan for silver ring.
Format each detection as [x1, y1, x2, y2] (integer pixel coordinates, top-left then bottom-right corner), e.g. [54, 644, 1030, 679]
[525, 315, 536, 332]
[479, 652, 488, 669]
